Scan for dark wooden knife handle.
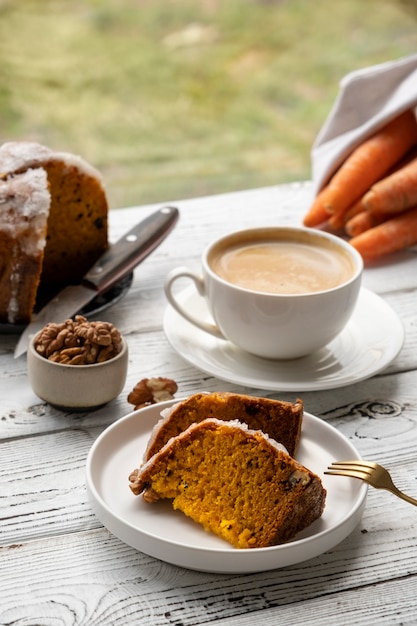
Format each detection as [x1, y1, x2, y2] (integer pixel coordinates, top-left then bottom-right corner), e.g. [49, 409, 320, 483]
[82, 206, 179, 293]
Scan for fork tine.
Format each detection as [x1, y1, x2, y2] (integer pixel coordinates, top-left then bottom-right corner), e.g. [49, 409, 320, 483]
[327, 460, 376, 475]
[324, 468, 371, 480]
[325, 460, 375, 480]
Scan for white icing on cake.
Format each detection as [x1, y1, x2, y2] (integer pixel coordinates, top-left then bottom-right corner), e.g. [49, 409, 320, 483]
[0, 168, 51, 323]
[0, 168, 50, 253]
[0, 141, 106, 187]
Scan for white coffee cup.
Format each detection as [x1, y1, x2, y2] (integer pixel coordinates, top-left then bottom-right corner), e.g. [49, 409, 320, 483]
[164, 226, 363, 359]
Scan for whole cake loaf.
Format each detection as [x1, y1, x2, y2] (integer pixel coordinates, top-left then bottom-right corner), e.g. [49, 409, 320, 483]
[0, 141, 108, 324]
[144, 391, 303, 460]
[129, 418, 326, 549]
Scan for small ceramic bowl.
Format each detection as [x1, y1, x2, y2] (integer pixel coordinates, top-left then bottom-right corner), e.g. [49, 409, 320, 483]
[27, 335, 128, 411]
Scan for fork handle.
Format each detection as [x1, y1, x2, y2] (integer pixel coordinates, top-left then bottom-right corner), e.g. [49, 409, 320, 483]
[392, 488, 417, 507]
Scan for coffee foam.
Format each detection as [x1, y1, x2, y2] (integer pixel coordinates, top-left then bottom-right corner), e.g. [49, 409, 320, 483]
[210, 237, 355, 295]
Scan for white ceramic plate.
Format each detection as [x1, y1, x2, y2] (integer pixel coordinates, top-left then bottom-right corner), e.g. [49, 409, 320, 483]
[163, 287, 404, 391]
[86, 399, 368, 574]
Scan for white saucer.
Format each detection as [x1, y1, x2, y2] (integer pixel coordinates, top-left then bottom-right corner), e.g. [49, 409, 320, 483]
[163, 287, 404, 391]
[86, 399, 368, 574]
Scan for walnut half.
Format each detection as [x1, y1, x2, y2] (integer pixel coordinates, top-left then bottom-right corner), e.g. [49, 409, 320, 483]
[34, 316, 123, 365]
[127, 377, 178, 410]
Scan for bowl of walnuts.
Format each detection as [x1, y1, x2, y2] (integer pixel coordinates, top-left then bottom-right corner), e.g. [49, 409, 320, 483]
[27, 315, 128, 410]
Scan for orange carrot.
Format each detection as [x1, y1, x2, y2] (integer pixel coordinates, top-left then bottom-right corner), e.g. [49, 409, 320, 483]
[302, 190, 330, 227]
[362, 155, 417, 215]
[349, 205, 417, 262]
[345, 209, 392, 237]
[314, 110, 417, 219]
[331, 143, 417, 231]
[343, 199, 365, 223]
[327, 198, 363, 231]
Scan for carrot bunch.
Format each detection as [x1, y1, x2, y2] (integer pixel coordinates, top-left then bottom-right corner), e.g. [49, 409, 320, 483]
[303, 109, 417, 262]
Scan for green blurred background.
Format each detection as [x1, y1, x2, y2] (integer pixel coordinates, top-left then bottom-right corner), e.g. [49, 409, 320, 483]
[1, 0, 416, 209]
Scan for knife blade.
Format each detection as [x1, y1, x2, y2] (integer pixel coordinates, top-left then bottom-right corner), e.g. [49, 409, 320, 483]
[14, 205, 179, 358]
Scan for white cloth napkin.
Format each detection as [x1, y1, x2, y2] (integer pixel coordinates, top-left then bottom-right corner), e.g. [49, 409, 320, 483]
[311, 53, 417, 195]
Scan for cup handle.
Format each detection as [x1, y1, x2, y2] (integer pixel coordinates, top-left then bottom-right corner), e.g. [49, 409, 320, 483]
[164, 267, 225, 339]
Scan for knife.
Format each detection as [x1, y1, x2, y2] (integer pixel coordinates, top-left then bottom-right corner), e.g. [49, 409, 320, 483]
[14, 205, 179, 358]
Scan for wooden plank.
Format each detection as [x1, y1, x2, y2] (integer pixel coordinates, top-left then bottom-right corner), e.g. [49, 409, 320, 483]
[0, 429, 100, 544]
[1, 525, 417, 625]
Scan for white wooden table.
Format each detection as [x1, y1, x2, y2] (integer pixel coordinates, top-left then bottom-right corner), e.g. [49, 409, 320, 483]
[1, 181, 417, 625]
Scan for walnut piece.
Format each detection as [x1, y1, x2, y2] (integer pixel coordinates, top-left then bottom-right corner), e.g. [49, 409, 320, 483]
[34, 316, 123, 365]
[288, 469, 311, 487]
[127, 377, 178, 410]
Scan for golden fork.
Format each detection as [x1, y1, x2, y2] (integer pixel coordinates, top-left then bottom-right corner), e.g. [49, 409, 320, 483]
[325, 460, 417, 507]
